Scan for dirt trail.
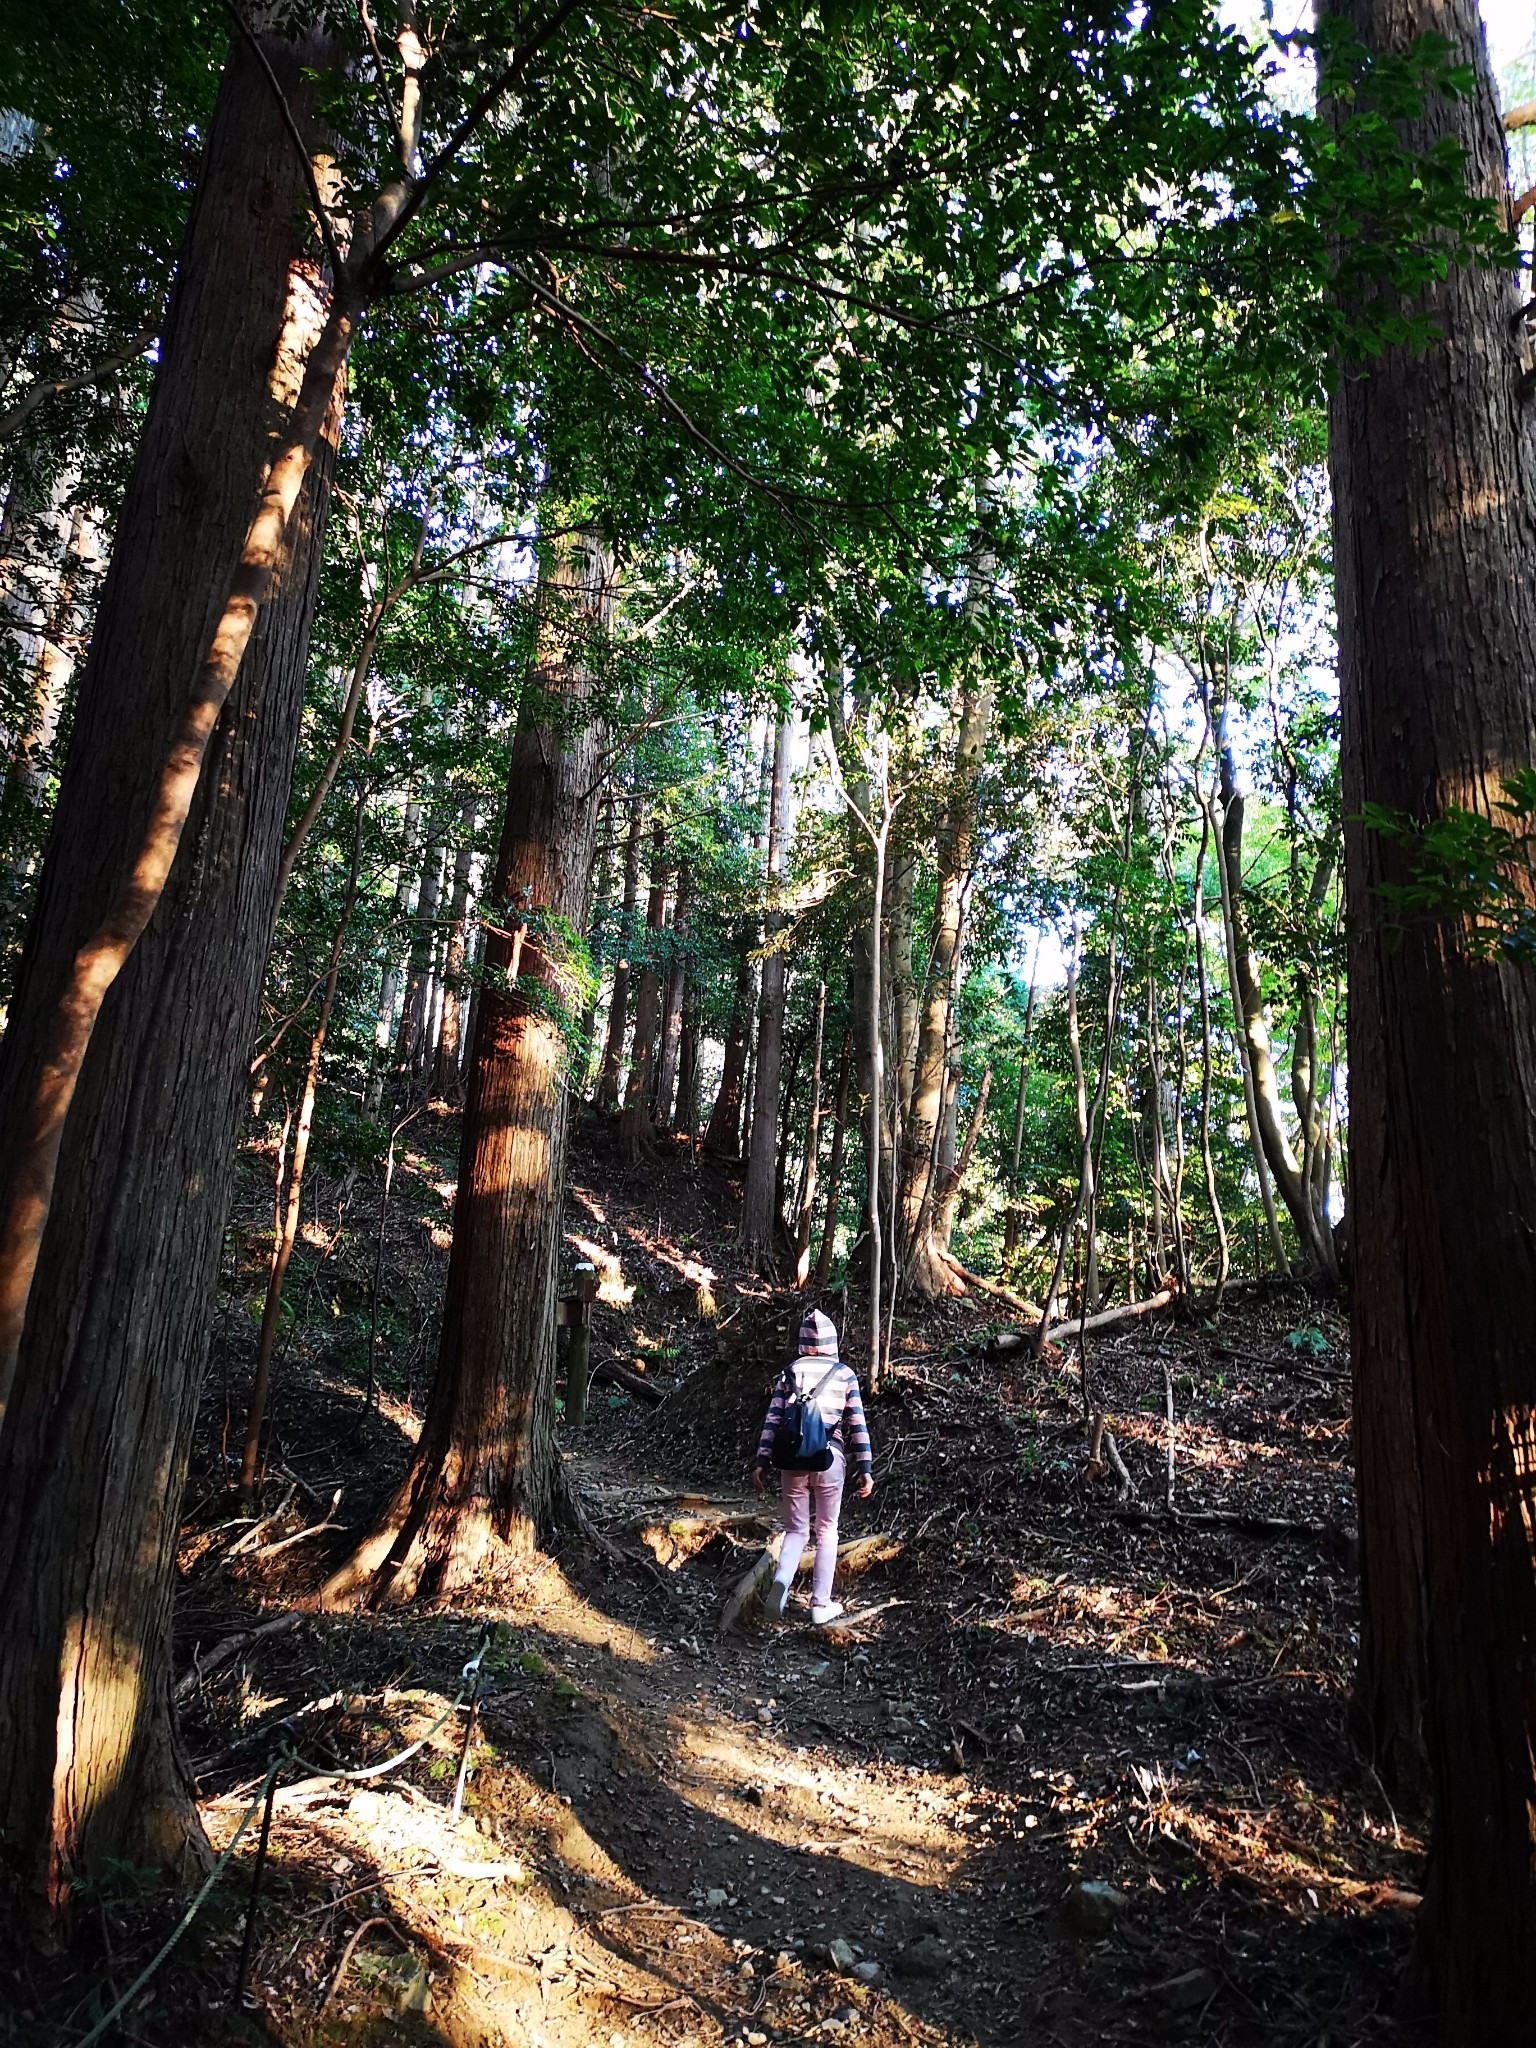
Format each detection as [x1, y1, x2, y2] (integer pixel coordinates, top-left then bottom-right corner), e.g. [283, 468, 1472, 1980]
[0, 1128, 1420, 2047]
[170, 1412, 1413, 2048]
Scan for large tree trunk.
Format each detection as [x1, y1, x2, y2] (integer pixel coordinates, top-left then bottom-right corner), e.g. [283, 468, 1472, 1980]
[0, 23, 344, 1904]
[741, 716, 792, 1263]
[1326, 0, 1536, 2020]
[323, 525, 611, 1607]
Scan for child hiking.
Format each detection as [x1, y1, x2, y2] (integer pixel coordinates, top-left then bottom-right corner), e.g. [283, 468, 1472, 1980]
[750, 1307, 873, 1626]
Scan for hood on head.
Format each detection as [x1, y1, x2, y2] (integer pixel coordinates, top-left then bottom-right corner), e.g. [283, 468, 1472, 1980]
[797, 1307, 839, 1359]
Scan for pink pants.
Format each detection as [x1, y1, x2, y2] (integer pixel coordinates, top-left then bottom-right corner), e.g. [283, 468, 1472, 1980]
[775, 1447, 845, 1608]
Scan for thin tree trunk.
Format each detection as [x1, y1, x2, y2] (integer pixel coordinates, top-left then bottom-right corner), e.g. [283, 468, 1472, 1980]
[676, 990, 701, 1145]
[654, 861, 691, 1128]
[368, 795, 422, 1112]
[741, 716, 792, 1262]
[0, 22, 345, 1897]
[898, 670, 993, 1297]
[240, 781, 366, 1497]
[1213, 750, 1335, 1275]
[1036, 938, 1090, 1347]
[323, 522, 612, 1606]
[1146, 965, 1170, 1275]
[866, 772, 888, 1388]
[886, 849, 918, 1121]
[935, 1061, 991, 1247]
[793, 979, 827, 1286]
[813, 1031, 852, 1290]
[576, 786, 617, 1098]
[394, 831, 445, 1079]
[1192, 804, 1230, 1304]
[702, 941, 752, 1157]
[430, 798, 479, 1105]
[618, 821, 668, 1163]
[595, 795, 642, 1113]
[1001, 971, 1038, 1264]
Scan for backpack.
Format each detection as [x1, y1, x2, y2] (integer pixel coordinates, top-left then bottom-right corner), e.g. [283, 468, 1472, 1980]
[769, 1361, 843, 1472]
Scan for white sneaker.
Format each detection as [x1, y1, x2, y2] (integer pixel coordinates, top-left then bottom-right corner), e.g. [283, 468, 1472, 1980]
[763, 1577, 790, 1622]
[810, 1600, 845, 1627]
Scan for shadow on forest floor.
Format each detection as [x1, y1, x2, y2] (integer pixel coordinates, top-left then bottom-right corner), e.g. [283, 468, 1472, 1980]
[2, 1123, 1427, 2048]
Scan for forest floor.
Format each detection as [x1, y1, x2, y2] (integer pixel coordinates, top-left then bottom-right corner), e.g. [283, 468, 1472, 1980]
[4, 1119, 1427, 2048]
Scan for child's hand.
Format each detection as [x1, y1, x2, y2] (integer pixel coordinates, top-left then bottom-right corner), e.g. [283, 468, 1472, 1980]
[750, 1466, 766, 1493]
[857, 1474, 874, 1499]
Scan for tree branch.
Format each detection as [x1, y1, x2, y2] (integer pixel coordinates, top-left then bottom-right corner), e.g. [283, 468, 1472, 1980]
[0, 325, 158, 441]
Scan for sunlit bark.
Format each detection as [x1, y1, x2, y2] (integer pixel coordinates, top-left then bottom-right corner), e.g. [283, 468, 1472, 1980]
[323, 523, 611, 1605]
[0, 23, 345, 1900]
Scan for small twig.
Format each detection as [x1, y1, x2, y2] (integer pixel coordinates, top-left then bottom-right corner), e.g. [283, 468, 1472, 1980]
[173, 1609, 302, 1702]
[251, 1489, 344, 1558]
[316, 1915, 413, 2016]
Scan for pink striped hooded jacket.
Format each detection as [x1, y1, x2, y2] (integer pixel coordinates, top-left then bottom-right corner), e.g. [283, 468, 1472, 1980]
[754, 1309, 872, 1478]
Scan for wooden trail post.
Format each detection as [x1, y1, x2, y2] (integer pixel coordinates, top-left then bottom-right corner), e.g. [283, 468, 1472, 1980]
[558, 1260, 599, 1427]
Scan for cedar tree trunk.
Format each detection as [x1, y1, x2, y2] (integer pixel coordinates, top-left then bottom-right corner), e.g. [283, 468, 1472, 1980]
[1328, 0, 1536, 2017]
[322, 526, 610, 1605]
[0, 23, 343, 1904]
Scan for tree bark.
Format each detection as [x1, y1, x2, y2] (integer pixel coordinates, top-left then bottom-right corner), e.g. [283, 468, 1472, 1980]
[741, 716, 792, 1263]
[886, 848, 918, 1122]
[1192, 798, 1231, 1303]
[0, 22, 344, 1903]
[675, 989, 701, 1144]
[1327, 0, 1536, 2018]
[323, 524, 612, 1607]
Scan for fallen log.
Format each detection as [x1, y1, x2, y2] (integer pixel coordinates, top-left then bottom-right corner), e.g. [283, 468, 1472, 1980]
[1043, 1286, 1178, 1348]
[987, 1286, 1178, 1359]
[1105, 1504, 1352, 1548]
[941, 1256, 1044, 1320]
[174, 1608, 302, 1702]
[592, 1357, 667, 1405]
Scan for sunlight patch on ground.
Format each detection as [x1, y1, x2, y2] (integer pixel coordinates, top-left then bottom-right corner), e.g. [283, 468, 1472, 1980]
[508, 1554, 659, 1665]
[667, 1713, 970, 1888]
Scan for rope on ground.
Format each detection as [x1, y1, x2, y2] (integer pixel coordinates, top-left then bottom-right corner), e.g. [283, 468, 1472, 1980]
[74, 1756, 283, 2048]
[71, 1627, 492, 2042]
